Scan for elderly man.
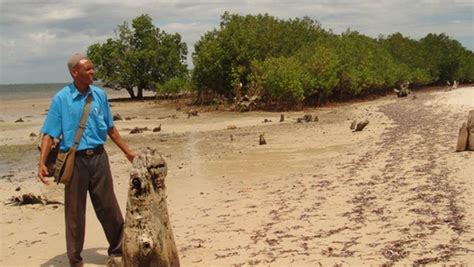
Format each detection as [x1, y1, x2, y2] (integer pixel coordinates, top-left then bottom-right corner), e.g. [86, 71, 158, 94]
[38, 53, 136, 266]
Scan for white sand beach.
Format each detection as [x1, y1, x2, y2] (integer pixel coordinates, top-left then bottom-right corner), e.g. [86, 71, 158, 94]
[1, 86, 473, 266]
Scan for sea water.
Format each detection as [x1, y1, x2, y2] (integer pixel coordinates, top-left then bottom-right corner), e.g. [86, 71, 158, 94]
[0, 83, 68, 101]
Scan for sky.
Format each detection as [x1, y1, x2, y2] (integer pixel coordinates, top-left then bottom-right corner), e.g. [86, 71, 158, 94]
[0, 0, 472, 84]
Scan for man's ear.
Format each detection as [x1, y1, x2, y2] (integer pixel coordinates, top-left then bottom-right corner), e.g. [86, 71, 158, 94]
[70, 68, 77, 79]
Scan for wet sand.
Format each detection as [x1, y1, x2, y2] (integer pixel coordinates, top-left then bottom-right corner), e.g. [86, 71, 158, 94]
[1, 86, 473, 266]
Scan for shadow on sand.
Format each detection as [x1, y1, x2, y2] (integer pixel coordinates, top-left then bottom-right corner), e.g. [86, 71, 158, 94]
[40, 247, 108, 266]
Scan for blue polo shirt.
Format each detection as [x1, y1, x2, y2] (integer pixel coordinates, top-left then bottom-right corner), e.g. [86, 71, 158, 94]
[41, 83, 114, 152]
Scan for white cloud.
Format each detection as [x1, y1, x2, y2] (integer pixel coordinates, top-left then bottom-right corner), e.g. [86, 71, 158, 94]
[0, 0, 472, 84]
[28, 31, 57, 44]
[41, 8, 84, 21]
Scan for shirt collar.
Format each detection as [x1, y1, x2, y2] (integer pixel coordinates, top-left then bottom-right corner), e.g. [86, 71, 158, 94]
[69, 83, 92, 100]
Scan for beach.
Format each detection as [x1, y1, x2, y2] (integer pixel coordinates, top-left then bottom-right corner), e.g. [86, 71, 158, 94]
[1, 85, 473, 266]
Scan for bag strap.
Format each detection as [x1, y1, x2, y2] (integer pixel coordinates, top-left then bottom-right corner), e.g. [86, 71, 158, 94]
[71, 94, 93, 151]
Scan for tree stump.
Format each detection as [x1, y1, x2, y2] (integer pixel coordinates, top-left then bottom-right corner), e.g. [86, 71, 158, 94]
[456, 122, 468, 152]
[350, 120, 357, 130]
[259, 134, 266, 145]
[467, 110, 474, 151]
[122, 148, 179, 267]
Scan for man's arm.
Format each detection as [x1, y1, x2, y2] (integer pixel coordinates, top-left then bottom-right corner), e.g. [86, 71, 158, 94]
[108, 126, 136, 162]
[38, 134, 53, 185]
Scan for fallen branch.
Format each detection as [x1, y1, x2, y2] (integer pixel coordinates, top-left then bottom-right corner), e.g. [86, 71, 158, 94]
[6, 193, 63, 206]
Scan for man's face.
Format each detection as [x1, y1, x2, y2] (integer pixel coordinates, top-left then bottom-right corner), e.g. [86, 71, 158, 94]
[72, 59, 95, 86]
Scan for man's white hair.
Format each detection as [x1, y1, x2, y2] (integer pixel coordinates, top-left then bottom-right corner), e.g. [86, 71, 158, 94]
[67, 53, 89, 71]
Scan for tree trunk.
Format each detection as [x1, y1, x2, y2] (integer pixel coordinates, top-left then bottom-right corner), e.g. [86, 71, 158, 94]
[122, 148, 179, 267]
[137, 87, 144, 100]
[126, 87, 136, 99]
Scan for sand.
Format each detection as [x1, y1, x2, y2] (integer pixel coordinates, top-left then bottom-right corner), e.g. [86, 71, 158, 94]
[0, 86, 473, 266]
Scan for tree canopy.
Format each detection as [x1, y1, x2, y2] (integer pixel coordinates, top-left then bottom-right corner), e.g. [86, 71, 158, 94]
[87, 14, 187, 99]
[86, 12, 473, 106]
[191, 12, 474, 108]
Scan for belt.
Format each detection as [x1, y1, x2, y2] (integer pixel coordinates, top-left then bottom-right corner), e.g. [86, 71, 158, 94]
[76, 145, 104, 157]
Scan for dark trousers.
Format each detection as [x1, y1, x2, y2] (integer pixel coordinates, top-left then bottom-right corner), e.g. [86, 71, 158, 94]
[65, 150, 124, 266]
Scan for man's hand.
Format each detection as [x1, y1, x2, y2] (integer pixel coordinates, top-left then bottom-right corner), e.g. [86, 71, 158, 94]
[38, 163, 50, 185]
[108, 126, 137, 164]
[38, 134, 54, 185]
[126, 151, 137, 163]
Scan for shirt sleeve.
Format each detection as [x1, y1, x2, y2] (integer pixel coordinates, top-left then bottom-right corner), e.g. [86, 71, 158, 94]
[103, 92, 114, 129]
[40, 95, 62, 138]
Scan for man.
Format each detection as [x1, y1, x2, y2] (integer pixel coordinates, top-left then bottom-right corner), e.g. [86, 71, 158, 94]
[38, 53, 136, 266]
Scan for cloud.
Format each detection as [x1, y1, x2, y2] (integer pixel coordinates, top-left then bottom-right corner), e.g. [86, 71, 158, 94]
[0, 0, 473, 83]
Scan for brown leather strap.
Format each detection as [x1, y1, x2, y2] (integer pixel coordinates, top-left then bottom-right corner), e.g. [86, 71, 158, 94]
[71, 94, 93, 150]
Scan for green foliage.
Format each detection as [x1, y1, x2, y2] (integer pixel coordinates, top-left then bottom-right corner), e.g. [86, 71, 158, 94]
[249, 56, 310, 106]
[333, 31, 400, 97]
[192, 12, 328, 99]
[89, 12, 473, 106]
[380, 32, 474, 84]
[419, 33, 474, 83]
[193, 13, 473, 106]
[87, 14, 187, 99]
[192, 31, 230, 97]
[294, 43, 340, 98]
[156, 76, 191, 95]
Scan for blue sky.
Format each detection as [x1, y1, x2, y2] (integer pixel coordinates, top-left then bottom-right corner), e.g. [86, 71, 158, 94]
[0, 0, 472, 84]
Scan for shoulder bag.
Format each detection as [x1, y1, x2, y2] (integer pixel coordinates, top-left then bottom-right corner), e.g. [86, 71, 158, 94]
[54, 94, 93, 185]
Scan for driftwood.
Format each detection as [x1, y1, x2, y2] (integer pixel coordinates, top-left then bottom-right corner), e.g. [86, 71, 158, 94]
[113, 114, 123, 121]
[297, 114, 317, 123]
[394, 82, 411, 97]
[236, 95, 259, 112]
[153, 124, 161, 132]
[354, 120, 369, 132]
[6, 193, 63, 206]
[129, 127, 149, 134]
[122, 148, 179, 267]
[187, 109, 198, 118]
[456, 110, 474, 151]
[446, 80, 458, 91]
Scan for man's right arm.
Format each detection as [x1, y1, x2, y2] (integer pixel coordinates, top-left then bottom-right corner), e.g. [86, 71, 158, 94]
[38, 93, 63, 185]
[38, 134, 53, 185]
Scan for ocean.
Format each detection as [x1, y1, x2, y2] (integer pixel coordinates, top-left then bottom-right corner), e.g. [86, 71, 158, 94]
[0, 83, 69, 101]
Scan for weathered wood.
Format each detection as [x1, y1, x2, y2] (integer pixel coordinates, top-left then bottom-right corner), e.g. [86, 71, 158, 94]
[153, 124, 161, 132]
[280, 114, 285, 122]
[467, 110, 474, 151]
[456, 122, 469, 152]
[122, 148, 179, 267]
[6, 193, 63, 206]
[354, 120, 369, 132]
[350, 120, 357, 130]
[394, 82, 410, 97]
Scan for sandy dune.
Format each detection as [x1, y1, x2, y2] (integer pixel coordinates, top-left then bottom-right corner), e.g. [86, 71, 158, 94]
[1, 86, 473, 266]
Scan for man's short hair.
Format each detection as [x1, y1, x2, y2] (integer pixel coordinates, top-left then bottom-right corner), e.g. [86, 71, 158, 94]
[67, 53, 89, 71]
